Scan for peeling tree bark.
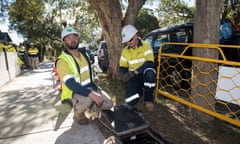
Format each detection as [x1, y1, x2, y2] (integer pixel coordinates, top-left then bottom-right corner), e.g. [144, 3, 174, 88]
[87, 0, 146, 79]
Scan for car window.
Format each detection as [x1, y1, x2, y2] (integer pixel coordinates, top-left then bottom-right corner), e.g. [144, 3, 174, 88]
[144, 35, 154, 47]
[154, 34, 168, 48]
[176, 31, 188, 43]
[179, 34, 187, 42]
[101, 42, 107, 49]
[170, 33, 178, 42]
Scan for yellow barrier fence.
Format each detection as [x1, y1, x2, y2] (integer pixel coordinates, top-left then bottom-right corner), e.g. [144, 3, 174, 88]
[155, 42, 240, 127]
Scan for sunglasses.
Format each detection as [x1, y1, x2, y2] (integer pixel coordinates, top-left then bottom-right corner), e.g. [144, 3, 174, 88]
[128, 37, 134, 43]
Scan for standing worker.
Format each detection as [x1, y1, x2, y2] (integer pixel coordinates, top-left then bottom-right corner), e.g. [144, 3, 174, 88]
[119, 24, 156, 112]
[18, 43, 27, 67]
[56, 27, 113, 125]
[27, 43, 39, 69]
[18, 43, 25, 61]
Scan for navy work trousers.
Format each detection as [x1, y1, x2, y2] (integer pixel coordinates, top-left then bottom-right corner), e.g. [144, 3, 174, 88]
[124, 69, 156, 106]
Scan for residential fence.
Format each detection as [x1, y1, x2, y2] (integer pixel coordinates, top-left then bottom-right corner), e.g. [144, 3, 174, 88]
[0, 48, 21, 87]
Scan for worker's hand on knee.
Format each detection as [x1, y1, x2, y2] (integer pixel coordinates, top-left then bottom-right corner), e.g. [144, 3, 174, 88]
[88, 91, 104, 106]
[72, 95, 92, 113]
[122, 71, 135, 83]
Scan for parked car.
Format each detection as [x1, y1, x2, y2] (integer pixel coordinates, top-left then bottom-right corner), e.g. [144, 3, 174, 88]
[86, 49, 95, 64]
[143, 22, 193, 63]
[97, 41, 108, 72]
[142, 22, 193, 89]
[142, 22, 240, 89]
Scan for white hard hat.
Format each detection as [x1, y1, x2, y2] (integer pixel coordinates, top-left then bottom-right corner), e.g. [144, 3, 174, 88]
[61, 27, 78, 40]
[121, 25, 138, 43]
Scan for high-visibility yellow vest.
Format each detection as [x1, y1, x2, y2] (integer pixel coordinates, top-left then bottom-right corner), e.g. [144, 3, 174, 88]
[6, 45, 16, 52]
[58, 51, 91, 101]
[17, 56, 24, 65]
[18, 46, 25, 53]
[119, 40, 154, 71]
[28, 47, 39, 56]
[0, 43, 6, 52]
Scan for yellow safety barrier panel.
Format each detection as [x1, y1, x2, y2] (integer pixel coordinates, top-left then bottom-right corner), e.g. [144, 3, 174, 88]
[155, 42, 240, 127]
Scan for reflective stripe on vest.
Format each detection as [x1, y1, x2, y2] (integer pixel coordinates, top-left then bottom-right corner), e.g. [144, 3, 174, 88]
[119, 40, 154, 71]
[28, 48, 38, 55]
[18, 46, 25, 53]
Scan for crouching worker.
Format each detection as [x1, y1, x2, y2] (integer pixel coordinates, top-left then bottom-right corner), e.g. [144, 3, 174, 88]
[56, 27, 113, 125]
[119, 25, 156, 112]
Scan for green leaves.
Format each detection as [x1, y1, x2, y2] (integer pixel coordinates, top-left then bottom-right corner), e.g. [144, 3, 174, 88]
[156, 0, 194, 27]
[135, 8, 159, 37]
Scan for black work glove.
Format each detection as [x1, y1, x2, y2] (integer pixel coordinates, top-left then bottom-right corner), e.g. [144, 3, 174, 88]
[122, 71, 135, 83]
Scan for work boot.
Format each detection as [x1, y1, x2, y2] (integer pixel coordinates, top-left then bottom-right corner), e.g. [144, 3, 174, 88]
[145, 102, 154, 112]
[73, 113, 89, 125]
[103, 136, 116, 144]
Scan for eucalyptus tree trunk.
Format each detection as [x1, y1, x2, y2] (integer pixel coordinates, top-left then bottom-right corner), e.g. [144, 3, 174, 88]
[192, 0, 221, 123]
[87, 0, 146, 79]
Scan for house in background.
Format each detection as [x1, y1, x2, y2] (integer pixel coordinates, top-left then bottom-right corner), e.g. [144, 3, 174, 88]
[0, 31, 12, 43]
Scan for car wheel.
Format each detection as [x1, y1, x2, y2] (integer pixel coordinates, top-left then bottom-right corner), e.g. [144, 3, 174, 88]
[166, 68, 191, 90]
[167, 68, 181, 89]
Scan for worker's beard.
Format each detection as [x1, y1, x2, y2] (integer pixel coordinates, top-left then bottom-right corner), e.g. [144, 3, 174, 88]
[65, 41, 79, 50]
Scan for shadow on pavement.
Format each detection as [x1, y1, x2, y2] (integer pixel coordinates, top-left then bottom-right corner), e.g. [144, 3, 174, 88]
[0, 61, 72, 140]
[53, 102, 72, 131]
[0, 86, 59, 139]
[55, 121, 105, 144]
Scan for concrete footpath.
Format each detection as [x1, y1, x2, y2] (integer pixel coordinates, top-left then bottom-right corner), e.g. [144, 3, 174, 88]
[0, 61, 107, 144]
